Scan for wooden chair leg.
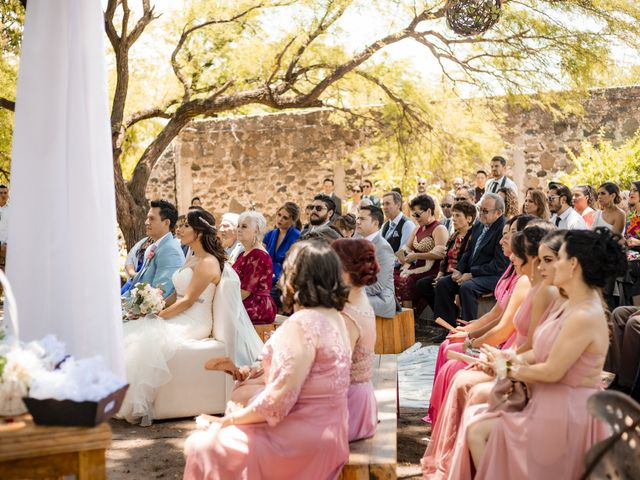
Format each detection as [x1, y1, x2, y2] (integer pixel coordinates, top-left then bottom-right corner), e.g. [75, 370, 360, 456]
[77, 449, 106, 480]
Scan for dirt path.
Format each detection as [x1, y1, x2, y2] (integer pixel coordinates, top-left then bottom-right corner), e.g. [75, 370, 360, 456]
[107, 407, 430, 479]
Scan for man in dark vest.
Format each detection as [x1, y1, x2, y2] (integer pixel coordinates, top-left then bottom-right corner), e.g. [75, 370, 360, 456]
[381, 191, 415, 254]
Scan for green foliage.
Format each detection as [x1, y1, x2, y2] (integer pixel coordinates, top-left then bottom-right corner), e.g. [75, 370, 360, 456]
[558, 130, 640, 189]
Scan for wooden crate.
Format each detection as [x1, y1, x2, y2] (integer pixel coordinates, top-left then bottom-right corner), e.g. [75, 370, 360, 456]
[254, 323, 276, 342]
[375, 308, 415, 354]
[338, 355, 397, 480]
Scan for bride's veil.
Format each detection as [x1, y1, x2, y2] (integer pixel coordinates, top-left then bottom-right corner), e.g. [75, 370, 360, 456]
[212, 262, 264, 366]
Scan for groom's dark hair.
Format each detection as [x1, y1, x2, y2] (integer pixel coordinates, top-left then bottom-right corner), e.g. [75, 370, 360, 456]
[150, 200, 178, 229]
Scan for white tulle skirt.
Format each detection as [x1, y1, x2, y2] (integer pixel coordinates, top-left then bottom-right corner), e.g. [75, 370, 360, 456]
[117, 310, 212, 425]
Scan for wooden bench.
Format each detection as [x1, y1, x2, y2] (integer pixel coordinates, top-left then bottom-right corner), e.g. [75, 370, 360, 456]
[375, 308, 415, 354]
[339, 354, 398, 479]
[477, 293, 496, 317]
[0, 415, 112, 479]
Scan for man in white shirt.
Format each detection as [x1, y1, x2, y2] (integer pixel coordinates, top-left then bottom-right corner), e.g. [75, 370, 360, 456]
[356, 205, 396, 318]
[440, 193, 455, 235]
[0, 185, 8, 303]
[381, 191, 415, 253]
[484, 156, 518, 196]
[548, 182, 588, 229]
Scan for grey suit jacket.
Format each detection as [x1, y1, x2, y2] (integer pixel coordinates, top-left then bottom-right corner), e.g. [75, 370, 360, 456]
[366, 233, 397, 318]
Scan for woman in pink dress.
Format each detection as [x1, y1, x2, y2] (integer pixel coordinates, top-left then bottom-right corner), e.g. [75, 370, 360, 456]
[333, 238, 379, 441]
[184, 239, 352, 480]
[233, 211, 277, 324]
[463, 227, 627, 480]
[422, 224, 562, 479]
[425, 215, 535, 424]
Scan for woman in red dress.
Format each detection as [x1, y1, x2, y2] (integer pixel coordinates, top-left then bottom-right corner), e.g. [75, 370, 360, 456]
[233, 211, 277, 324]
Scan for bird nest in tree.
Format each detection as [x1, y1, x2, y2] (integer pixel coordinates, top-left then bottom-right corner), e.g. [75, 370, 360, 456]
[446, 0, 502, 36]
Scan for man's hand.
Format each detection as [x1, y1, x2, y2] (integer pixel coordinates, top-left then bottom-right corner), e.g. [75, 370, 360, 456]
[456, 273, 473, 284]
[451, 269, 462, 281]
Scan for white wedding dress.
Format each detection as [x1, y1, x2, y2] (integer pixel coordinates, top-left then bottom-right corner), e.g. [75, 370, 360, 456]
[117, 264, 263, 425]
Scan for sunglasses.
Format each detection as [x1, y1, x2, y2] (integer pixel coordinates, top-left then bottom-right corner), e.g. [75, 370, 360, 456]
[412, 211, 424, 218]
[547, 195, 559, 201]
[479, 208, 497, 215]
[308, 205, 326, 212]
[441, 203, 452, 208]
[454, 197, 466, 202]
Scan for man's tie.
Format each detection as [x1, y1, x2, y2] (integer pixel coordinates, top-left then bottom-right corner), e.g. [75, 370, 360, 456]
[490, 181, 498, 193]
[473, 225, 489, 258]
[555, 216, 561, 227]
[385, 221, 396, 240]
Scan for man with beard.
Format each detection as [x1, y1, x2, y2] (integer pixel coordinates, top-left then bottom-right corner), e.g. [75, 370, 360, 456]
[300, 194, 336, 236]
[548, 182, 586, 229]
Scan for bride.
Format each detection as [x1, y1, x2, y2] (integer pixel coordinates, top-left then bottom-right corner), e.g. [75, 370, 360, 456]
[117, 209, 263, 426]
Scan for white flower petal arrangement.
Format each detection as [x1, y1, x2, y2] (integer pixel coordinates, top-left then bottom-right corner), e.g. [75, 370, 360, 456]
[0, 270, 127, 424]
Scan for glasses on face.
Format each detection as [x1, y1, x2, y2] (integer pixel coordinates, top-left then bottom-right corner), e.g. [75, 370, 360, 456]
[305, 205, 313, 211]
[454, 197, 466, 202]
[479, 207, 497, 215]
[547, 195, 559, 202]
[441, 203, 452, 208]
[353, 189, 362, 194]
[418, 182, 426, 186]
[308, 205, 326, 212]
[412, 211, 424, 219]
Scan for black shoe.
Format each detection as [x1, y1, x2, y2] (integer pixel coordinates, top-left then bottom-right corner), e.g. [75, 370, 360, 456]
[425, 326, 448, 344]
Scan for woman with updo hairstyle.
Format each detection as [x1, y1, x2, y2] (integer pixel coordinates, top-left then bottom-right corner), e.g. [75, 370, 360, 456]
[593, 181, 626, 234]
[572, 185, 596, 227]
[233, 210, 277, 324]
[466, 227, 627, 480]
[333, 238, 380, 441]
[263, 202, 301, 289]
[118, 208, 230, 426]
[184, 239, 352, 479]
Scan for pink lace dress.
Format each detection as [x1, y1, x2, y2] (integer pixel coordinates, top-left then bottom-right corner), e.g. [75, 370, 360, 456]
[448, 305, 609, 480]
[342, 303, 378, 441]
[425, 265, 520, 424]
[421, 283, 548, 479]
[183, 309, 351, 480]
[233, 249, 277, 325]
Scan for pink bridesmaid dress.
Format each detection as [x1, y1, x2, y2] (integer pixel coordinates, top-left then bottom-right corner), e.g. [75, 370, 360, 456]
[342, 303, 378, 441]
[422, 282, 544, 479]
[183, 309, 351, 480]
[449, 305, 609, 480]
[425, 265, 520, 424]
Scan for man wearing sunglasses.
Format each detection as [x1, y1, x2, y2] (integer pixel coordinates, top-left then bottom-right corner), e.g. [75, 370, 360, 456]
[300, 194, 336, 236]
[433, 193, 509, 334]
[440, 193, 455, 235]
[548, 182, 587, 229]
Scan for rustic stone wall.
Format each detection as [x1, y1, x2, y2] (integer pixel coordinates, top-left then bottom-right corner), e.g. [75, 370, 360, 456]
[146, 109, 373, 221]
[146, 85, 640, 218]
[502, 86, 640, 191]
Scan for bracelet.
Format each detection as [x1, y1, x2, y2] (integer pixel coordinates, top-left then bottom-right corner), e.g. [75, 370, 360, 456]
[464, 336, 474, 350]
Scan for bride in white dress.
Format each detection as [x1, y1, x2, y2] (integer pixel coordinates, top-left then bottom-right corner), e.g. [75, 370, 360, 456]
[118, 209, 263, 426]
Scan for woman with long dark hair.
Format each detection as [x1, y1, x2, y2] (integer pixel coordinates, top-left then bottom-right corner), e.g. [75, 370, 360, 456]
[117, 209, 263, 426]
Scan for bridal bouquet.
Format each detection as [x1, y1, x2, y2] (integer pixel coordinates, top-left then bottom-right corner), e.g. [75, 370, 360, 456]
[123, 282, 165, 319]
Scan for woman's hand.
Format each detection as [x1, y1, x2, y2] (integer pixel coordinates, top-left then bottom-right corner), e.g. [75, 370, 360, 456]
[405, 253, 419, 263]
[195, 414, 224, 429]
[627, 237, 640, 248]
[447, 331, 468, 343]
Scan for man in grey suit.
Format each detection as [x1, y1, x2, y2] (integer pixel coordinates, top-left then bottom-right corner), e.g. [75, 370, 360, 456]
[124, 200, 185, 299]
[356, 205, 396, 318]
[322, 177, 342, 216]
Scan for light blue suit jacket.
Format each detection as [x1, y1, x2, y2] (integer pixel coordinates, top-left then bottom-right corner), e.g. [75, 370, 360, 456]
[126, 233, 185, 298]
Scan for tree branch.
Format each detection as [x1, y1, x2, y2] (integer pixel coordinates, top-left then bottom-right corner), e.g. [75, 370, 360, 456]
[0, 98, 15, 112]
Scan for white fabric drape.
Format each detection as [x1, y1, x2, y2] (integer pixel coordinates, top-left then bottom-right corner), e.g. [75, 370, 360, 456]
[7, 0, 124, 376]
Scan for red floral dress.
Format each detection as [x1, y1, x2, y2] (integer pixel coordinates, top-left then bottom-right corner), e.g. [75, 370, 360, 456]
[233, 249, 277, 325]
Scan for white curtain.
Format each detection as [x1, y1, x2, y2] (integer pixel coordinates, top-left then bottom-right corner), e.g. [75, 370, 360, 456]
[7, 0, 124, 376]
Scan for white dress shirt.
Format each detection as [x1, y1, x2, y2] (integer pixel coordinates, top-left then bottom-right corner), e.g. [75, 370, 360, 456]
[382, 212, 416, 249]
[485, 176, 518, 196]
[0, 204, 9, 244]
[550, 207, 588, 230]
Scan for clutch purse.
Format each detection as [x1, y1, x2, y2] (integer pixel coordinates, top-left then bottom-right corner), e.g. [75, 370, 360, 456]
[486, 378, 529, 413]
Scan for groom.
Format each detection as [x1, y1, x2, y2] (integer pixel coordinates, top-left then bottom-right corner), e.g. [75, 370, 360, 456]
[124, 200, 184, 299]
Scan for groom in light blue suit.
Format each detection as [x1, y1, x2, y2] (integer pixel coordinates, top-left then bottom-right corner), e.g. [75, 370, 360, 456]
[124, 200, 184, 298]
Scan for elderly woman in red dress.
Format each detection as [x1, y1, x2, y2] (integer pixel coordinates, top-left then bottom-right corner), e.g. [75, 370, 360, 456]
[233, 211, 277, 324]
